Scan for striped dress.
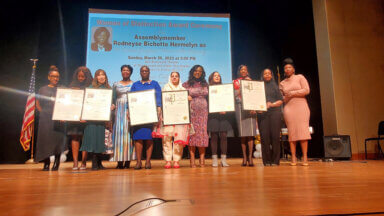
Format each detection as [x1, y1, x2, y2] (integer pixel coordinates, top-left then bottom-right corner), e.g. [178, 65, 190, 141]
[233, 78, 258, 137]
[111, 82, 135, 161]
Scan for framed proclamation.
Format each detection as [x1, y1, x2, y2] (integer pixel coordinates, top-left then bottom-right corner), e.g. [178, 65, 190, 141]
[127, 89, 158, 126]
[208, 84, 235, 113]
[240, 80, 267, 111]
[162, 90, 190, 126]
[52, 88, 84, 121]
[81, 88, 113, 121]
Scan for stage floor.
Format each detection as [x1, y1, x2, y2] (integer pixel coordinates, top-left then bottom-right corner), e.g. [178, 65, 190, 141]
[1, 159, 384, 216]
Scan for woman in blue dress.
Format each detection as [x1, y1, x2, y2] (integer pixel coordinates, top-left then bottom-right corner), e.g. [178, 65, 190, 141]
[112, 65, 135, 169]
[130, 66, 162, 169]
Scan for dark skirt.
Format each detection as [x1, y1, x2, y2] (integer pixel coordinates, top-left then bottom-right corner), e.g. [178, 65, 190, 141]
[80, 122, 106, 153]
[66, 122, 85, 136]
[35, 111, 67, 162]
[207, 113, 234, 133]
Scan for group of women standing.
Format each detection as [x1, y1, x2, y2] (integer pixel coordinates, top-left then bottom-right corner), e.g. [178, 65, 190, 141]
[35, 58, 311, 171]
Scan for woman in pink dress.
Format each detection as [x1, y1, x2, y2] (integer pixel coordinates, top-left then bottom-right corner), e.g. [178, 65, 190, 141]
[182, 65, 209, 168]
[279, 58, 311, 166]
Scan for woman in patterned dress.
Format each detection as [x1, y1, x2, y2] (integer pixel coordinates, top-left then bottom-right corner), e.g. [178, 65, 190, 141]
[182, 65, 209, 168]
[279, 58, 311, 166]
[112, 65, 135, 169]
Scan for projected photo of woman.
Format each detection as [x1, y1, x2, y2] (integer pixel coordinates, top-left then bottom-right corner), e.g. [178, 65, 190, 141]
[91, 27, 112, 52]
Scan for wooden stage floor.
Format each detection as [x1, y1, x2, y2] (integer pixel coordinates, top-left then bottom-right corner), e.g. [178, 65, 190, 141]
[1, 159, 384, 216]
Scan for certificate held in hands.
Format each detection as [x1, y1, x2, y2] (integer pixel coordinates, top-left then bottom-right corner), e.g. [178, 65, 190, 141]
[162, 90, 190, 126]
[81, 88, 113, 121]
[128, 89, 158, 126]
[52, 88, 84, 121]
[240, 80, 267, 111]
[208, 83, 235, 113]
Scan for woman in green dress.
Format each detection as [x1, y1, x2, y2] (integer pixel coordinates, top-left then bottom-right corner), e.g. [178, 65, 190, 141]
[80, 69, 112, 170]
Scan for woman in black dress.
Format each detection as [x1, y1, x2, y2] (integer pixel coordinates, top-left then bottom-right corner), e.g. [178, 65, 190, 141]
[67, 66, 93, 170]
[257, 68, 283, 166]
[208, 72, 233, 167]
[35, 65, 67, 171]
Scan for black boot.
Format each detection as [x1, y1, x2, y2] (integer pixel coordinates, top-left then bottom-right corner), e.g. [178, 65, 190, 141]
[124, 161, 130, 169]
[116, 161, 124, 169]
[92, 153, 99, 170]
[51, 154, 61, 171]
[97, 154, 105, 170]
[42, 158, 50, 171]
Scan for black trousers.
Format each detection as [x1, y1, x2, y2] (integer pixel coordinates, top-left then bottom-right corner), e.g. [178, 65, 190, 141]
[257, 109, 282, 165]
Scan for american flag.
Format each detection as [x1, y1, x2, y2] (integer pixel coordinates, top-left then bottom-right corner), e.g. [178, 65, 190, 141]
[20, 66, 36, 151]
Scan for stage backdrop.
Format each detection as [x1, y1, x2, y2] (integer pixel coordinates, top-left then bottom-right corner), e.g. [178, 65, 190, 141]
[86, 9, 232, 86]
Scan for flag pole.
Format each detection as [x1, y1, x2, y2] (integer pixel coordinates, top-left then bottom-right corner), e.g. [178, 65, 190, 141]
[25, 59, 38, 164]
[25, 124, 35, 163]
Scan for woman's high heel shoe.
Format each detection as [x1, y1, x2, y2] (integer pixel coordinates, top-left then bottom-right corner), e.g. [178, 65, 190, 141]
[241, 159, 247, 167]
[199, 159, 205, 167]
[164, 162, 171, 169]
[290, 157, 298, 166]
[248, 158, 254, 167]
[145, 161, 151, 169]
[134, 162, 142, 170]
[124, 161, 131, 169]
[42, 159, 50, 171]
[173, 162, 180, 169]
[116, 162, 124, 169]
[51, 155, 60, 171]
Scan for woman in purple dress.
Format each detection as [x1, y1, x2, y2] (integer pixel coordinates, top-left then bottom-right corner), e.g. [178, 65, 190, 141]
[182, 65, 209, 168]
